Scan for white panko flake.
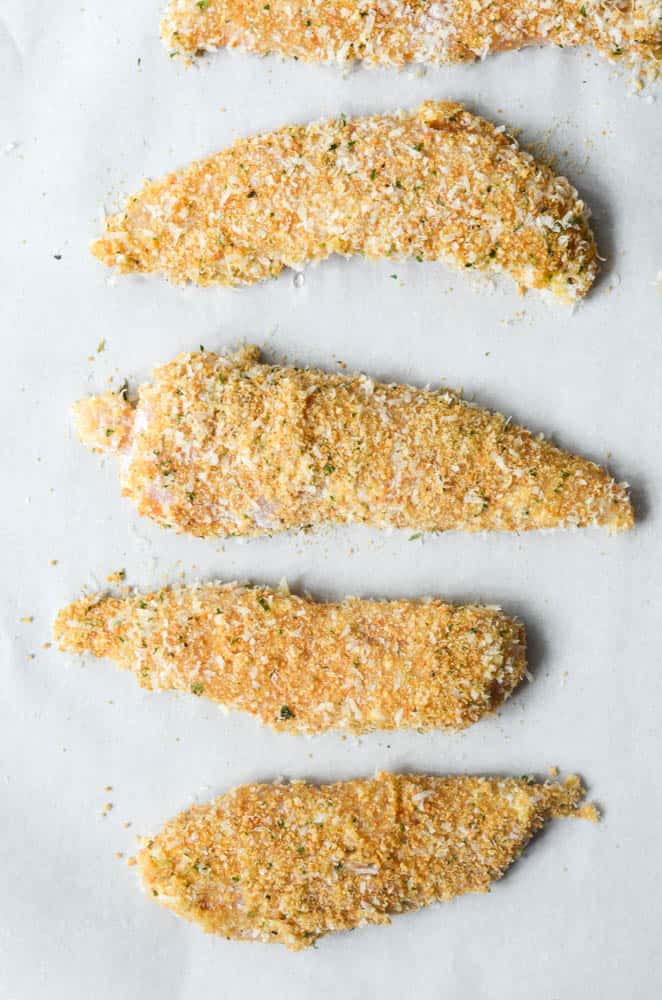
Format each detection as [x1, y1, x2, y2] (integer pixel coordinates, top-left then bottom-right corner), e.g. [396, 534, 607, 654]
[91, 102, 600, 302]
[136, 772, 597, 949]
[412, 789, 435, 806]
[345, 862, 380, 875]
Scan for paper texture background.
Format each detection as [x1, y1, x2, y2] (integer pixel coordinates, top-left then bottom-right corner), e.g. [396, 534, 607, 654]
[1, 1, 661, 997]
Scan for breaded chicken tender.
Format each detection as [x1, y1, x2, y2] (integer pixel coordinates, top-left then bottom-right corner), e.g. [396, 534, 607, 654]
[137, 771, 597, 949]
[72, 346, 633, 538]
[161, 0, 661, 82]
[91, 102, 599, 302]
[54, 582, 526, 734]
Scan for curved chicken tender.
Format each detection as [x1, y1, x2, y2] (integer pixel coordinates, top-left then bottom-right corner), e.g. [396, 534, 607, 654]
[91, 102, 598, 302]
[72, 346, 633, 538]
[137, 771, 597, 949]
[161, 0, 661, 82]
[54, 582, 526, 734]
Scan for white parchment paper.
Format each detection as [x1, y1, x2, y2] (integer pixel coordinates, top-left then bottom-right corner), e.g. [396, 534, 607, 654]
[1, 2, 661, 997]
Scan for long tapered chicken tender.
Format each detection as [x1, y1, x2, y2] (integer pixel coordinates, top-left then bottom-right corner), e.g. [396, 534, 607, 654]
[137, 771, 597, 949]
[54, 582, 526, 734]
[91, 102, 599, 301]
[72, 346, 633, 538]
[161, 0, 662, 82]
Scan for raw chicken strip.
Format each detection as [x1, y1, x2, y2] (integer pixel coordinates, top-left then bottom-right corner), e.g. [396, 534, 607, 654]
[161, 0, 661, 82]
[54, 582, 526, 734]
[72, 345, 634, 538]
[91, 102, 599, 301]
[137, 771, 597, 949]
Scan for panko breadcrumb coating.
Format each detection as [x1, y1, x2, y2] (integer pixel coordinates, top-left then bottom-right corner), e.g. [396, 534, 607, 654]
[72, 346, 633, 538]
[91, 101, 599, 302]
[161, 0, 662, 82]
[137, 771, 598, 949]
[54, 582, 526, 734]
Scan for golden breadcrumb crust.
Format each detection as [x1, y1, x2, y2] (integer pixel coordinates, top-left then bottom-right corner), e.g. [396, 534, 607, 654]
[137, 771, 597, 949]
[73, 346, 633, 538]
[161, 0, 661, 82]
[91, 101, 598, 301]
[54, 582, 526, 734]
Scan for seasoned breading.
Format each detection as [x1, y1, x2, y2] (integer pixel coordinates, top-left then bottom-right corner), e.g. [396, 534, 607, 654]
[54, 582, 526, 734]
[72, 346, 634, 538]
[91, 102, 599, 302]
[137, 771, 597, 949]
[161, 0, 662, 82]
